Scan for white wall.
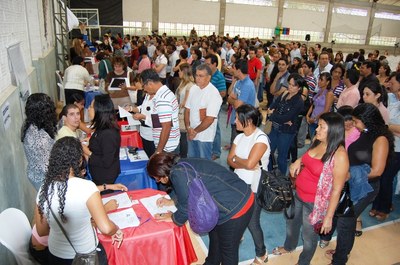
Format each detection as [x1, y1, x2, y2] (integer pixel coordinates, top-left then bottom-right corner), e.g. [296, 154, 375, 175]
[160, 0, 220, 24]
[225, 4, 277, 28]
[282, 8, 327, 32]
[123, 0, 151, 22]
[372, 18, 400, 37]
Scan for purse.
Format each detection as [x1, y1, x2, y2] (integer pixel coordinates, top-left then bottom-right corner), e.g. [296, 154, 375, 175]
[49, 206, 99, 265]
[256, 167, 295, 219]
[335, 182, 354, 217]
[178, 162, 219, 234]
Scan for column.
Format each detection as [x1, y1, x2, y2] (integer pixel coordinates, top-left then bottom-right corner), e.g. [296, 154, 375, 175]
[152, 0, 159, 33]
[365, 2, 377, 45]
[219, 0, 226, 36]
[323, 0, 334, 43]
[275, 0, 284, 41]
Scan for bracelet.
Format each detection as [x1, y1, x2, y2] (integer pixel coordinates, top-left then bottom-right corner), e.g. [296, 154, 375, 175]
[103, 184, 107, 191]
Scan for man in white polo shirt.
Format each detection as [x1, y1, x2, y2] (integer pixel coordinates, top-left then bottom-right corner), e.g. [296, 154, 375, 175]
[184, 64, 222, 159]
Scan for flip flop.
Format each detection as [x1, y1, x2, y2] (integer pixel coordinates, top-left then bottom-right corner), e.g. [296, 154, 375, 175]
[272, 246, 291, 255]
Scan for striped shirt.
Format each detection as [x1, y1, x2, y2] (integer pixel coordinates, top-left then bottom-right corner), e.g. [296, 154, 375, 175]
[304, 75, 317, 99]
[152, 85, 180, 152]
[211, 70, 227, 93]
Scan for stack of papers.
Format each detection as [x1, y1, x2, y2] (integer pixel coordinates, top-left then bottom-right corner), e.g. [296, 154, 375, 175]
[107, 208, 140, 229]
[140, 194, 177, 216]
[119, 148, 128, 160]
[128, 150, 149, 162]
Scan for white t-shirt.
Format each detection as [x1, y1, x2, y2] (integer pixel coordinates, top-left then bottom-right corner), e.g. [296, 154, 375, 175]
[37, 177, 99, 259]
[233, 128, 270, 193]
[185, 82, 222, 142]
[155, 54, 168, 78]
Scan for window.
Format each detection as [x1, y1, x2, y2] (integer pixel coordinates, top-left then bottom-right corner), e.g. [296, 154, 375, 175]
[279, 30, 323, 42]
[329, 33, 366, 45]
[369, 36, 397, 46]
[283, 1, 325, 12]
[158, 22, 217, 36]
[226, 0, 276, 6]
[224, 25, 274, 39]
[333, 7, 368, 17]
[375, 12, 400, 21]
[122, 21, 152, 36]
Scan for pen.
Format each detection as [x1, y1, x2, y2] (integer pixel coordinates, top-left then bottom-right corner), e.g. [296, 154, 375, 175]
[141, 218, 151, 225]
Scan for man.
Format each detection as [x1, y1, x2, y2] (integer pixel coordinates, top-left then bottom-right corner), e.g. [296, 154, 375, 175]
[265, 49, 280, 107]
[270, 58, 290, 98]
[247, 46, 263, 88]
[290, 42, 301, 64]
[209, 44, 222, 71]
[225, 39, 236, 66]
[315, 43, 321, 53]
[256, 47, 266, 103]
[358, 60, 380, 103]
[227, 59, 256, 146]
[313, 51, 332, 81]
[140, 69, 180, 154]
[205, 54, 227, 160]
[147, 39, 156, 59]
[56, 104, 82, 140]
[184, 64, 222, 159]
[123, 36, 131, 66]
[167, 44, 179, 89]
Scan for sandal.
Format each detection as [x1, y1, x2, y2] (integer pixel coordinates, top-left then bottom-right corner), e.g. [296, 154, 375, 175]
[375, 212, 388, 221]
[319, 240, 330, 249]
[251, 254, 268, 265]
[272, 246, 291, 255]
[355, 220, 363, 237]
[369, 209, 377, 217]
[325, 249, 335, 260]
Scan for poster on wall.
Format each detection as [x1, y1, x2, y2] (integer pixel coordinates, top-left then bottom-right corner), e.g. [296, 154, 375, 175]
[7, 42, 31, 101]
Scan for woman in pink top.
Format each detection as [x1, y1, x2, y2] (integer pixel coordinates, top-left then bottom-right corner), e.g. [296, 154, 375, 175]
[137, 45, 152, 74]
[362, 81, 389, 124]
[272, 112, 349, 265]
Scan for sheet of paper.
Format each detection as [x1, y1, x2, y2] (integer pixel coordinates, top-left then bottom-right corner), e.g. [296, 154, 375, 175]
[102, 192, 133, 209]
[127, 116, 141, 126]
[119, 148, 127, 160]
[107, 208, 140, 229]
[140, 194, 177, 216]
[118, 106, 132, 118]
[128, 150, 149, 162]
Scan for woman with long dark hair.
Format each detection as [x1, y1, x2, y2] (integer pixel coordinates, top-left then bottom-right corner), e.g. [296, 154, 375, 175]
[35, 137, 123, 264]
[273, 112, 349, 265]
[21, 93, 57, 190]
[147, 153, 254, 265]
[362, 81, 389, 124]
[327, 103, 394, 264]
[227, 104, 270, 264]
[82, 94, 121, 186]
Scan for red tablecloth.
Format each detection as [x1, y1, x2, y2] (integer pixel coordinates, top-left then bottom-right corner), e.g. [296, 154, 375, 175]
[118, 121, 143, 148]
[98, 189, 197, 265]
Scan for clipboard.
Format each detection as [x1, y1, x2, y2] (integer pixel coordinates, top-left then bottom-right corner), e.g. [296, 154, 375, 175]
[109, 77, 128, 91]
[151, 114, 162, 128]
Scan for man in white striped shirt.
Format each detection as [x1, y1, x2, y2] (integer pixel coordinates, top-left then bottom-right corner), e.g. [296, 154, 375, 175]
[140, 69, 180, 154]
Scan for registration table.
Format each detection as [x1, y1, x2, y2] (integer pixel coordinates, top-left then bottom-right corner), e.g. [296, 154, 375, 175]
[98, 189, 198, 265]
[118, 121, 143, 149]
[116, 154, 157, 190]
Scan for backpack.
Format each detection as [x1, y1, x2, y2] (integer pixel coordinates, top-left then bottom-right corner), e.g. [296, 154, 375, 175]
[256, 168, 294, 219]
[178, 162, 219, 234]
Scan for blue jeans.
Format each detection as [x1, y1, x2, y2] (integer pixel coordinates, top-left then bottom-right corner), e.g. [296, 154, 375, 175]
[283, 194, 318, 265]
[205, 201, 254, 265]
[187, 140, 212, 160]
[268, 127, 296, 175]
[248, 193, 266, 257]
[308, 123, 318, 141]
[332, 180, 380, 265]
[212, 112, 222, 158]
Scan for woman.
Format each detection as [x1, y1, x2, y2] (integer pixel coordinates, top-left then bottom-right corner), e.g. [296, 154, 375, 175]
[272, 112, 349, 265]
[96, 52, 112, 80]
[239, 47, 248, 60]
[105, 56, 135, 109]
[125, 79, 156, 158]
[377, 64, 391, 87]
[289, 57, 302, 74]
[21, 93, 57, 190]
[137, 45, 152, 74]
[330, 64, 345, 108]
[267, 73, 305, 174]
[306, 72, 334, 140]
[336, 69, 360, 109]
[69, 38, 83, 64]
[175, 63, 195, 158]
[227, 104, 270, 265]
[35, 137, 123, 264]
[334, 51, 344, 65]
[147, 153, 254, 265]
[153, 45, 168, 84]
[344, 53, 354, 71]
[190, 48, 202, 76]
[63, 56, 92, 104]
[362, 81, 389, 124]
[171, 49, 189, 93]
[82, 94, 121, 186]
[328, 103, 394, 265]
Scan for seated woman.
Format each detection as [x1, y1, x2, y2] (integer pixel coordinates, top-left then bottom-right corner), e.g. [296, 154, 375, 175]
[147, 153, 254, 265]
[272, 112, 349, 265]
[35, 137, 123, 264]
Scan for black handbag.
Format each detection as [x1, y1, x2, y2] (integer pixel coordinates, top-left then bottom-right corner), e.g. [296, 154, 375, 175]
[335, 182, 354, 217]
[49, 206, 99, 265]
[256, 167, 295, 219]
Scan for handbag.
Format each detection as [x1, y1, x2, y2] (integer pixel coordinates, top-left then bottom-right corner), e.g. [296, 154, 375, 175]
[256, 167, 295, 219]
[178, 162, 219, 234]
[335, 182, 354, 217]
[49, 205, 99, 265]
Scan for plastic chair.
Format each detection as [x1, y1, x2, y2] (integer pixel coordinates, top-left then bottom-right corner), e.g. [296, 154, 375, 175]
[0, 208, 39, 265]
[57, 82, 66, 105]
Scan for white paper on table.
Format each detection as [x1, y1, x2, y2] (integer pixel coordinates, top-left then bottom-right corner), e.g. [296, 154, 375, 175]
[102, 192, 133, 209]
[140, 194, 177, 216]
[128, 150, 149, 162]
[107, 208, 140, 229]
[119, 148, 127, 160]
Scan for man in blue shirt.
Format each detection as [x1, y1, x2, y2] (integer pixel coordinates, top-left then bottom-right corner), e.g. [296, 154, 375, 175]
[227, 59, 256, 145]
[205, 54, 227, 160]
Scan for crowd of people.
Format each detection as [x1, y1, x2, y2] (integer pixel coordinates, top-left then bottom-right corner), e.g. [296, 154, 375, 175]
[20, 27, 400, 265]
